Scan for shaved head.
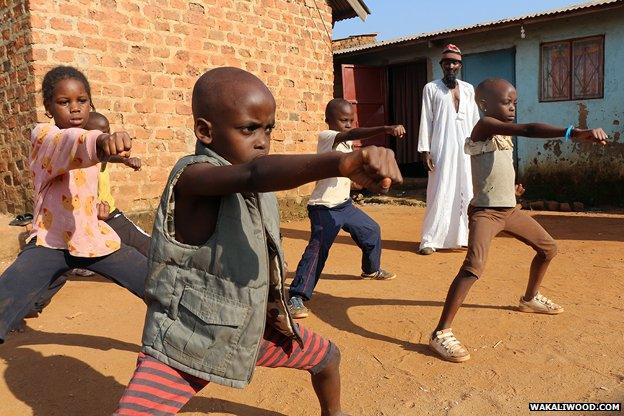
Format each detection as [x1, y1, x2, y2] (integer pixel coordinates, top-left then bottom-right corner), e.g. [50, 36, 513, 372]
[85, 111, 110, 133]
[192, 67, 275, 121]
[191, 67, 277, 164]
[475, 78, 515, 103]
[475, 77, 517, 122]
[325, 98, 351, 120]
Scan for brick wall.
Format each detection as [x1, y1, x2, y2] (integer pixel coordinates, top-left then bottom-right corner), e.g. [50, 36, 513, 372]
[332, 33, 377, 51]
[1, 0, 336, 215]
[0, 0, 37, 215]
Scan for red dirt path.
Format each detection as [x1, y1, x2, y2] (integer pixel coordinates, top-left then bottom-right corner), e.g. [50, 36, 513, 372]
[1, 205, 623, 415]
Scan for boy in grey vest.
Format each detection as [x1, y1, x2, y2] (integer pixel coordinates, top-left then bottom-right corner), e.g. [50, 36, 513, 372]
[114, 67, 403, 415]
[429, 78, 607, 363]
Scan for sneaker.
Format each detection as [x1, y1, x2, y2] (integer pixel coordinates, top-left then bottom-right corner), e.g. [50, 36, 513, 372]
[419, 247, 435, 255]
[518, 292, 564, 314]
[71, 268, 95, 277]
[429, 328, 471, 363]
[361, 269, 396, 280]
[288, 296, 309, 319]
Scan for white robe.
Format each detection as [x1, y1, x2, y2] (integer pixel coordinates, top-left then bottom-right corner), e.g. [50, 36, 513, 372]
[417, 79, 480, 249]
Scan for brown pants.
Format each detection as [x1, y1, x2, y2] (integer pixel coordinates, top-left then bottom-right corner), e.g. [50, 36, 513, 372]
[462, 205, 557, 278]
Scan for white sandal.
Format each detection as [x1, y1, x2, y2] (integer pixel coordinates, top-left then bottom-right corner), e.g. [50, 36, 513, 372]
[519, 292, 564, 314]
[429, 328, 471, 362]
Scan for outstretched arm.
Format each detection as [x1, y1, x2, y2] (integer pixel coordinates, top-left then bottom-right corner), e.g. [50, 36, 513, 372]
[103, 156, 141, 171]
[95, 132, 133, 160]
[334, 125, 405, 146]
[30, 124, 132, 187]
[176, 146, 403, 198]
[30, 125, 101, 186]
[472, 116, 608, 145]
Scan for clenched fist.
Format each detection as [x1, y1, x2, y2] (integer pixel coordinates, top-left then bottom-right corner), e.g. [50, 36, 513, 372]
[97, 131, 132, 162]
[338, 146, 403, 194]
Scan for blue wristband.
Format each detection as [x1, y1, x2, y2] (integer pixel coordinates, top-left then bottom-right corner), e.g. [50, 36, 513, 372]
[564, 125, 574, 142]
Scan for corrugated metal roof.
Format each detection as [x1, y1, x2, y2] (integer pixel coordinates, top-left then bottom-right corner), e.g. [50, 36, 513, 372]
[335, 0, 623, 54]
[329, 0, 371, 22]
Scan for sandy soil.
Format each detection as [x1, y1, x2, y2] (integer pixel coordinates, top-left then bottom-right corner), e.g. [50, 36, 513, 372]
[0, 205, 623, 416]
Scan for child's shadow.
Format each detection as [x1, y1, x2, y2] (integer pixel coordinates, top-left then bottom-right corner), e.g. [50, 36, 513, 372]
[1, 329, 286, 416]
[308, 290, 516, 355]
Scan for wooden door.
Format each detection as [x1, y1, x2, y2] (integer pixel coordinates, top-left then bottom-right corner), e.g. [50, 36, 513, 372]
[341, 64, 388, 148]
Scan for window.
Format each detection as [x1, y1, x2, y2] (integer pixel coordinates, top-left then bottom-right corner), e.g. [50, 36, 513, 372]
[540, 35, 604, 101]
[541, 41, 571, 101]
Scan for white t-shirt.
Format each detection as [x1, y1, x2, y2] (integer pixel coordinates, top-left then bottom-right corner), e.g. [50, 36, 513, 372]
[308, 130, 353, 208]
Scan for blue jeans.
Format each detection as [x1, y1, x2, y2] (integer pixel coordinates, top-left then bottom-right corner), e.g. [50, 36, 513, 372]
[26, 209, 151, 319]
[289, 200, 381, 301]
[0, 238, 147, 342]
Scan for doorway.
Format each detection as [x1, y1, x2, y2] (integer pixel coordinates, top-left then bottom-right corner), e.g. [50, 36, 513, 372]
[387, 60, 428, 177]
[340, 61, 428, 177]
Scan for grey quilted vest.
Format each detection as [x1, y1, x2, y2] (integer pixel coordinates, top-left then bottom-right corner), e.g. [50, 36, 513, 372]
[141, 144, 301, 388]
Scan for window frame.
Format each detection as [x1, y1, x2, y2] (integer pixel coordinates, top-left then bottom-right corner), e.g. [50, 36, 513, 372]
[539, 35, 605, 102]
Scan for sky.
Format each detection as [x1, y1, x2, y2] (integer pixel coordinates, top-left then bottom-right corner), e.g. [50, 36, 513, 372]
[333, 0, 586, 41]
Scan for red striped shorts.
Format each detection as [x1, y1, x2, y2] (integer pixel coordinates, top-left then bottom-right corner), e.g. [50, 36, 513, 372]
[114, 324, 333, 415]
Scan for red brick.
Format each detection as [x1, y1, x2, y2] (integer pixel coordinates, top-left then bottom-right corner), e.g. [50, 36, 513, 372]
[162, 9, 180, 21]
[100, 24, 123, 39]
[165, 35, 182, 47]
[175, 103, 191, 115]
[29, 14, 48, 29]
[153, 76, 172, 88]
[50, 17, 72, 30]
[154, 20, 170, 31]
[153, 47, 170, 58]
[124, 86, 146, 99]
[101, 84, 124, 97]
[53, 49, 74, 61]
[125, 29, 144, 42]
[77, 21, 99, 35]
[31, 47, 47, 60]
[1, 0, 336, 215]
[130, 15, 150, 29]
[101, 55, 122, 68]
[132, 73, 152, 86]
[62, 34, 83, 48]
[155, 128, 174, 140]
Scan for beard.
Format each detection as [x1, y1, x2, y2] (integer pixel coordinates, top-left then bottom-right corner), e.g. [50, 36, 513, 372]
[442, 72, 457, 89]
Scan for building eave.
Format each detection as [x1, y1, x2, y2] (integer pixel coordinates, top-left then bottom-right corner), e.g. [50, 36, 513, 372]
[334, 0, 623, 55]
[329, 0, 371, 22]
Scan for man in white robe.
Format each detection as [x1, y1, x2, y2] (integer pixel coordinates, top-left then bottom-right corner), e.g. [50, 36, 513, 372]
[417, 44, 480, 255]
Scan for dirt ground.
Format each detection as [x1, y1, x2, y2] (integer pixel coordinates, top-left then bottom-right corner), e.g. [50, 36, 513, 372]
[0, 205, 623, 416]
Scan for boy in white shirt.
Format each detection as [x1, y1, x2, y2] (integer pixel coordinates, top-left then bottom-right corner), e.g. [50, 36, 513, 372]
[288, 98, 406, 318]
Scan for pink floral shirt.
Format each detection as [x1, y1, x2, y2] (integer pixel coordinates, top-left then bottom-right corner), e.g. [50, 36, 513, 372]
[29, 123, 121, 257]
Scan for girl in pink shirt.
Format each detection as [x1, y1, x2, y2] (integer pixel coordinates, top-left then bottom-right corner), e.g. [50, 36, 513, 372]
[0, 66, 147, 343]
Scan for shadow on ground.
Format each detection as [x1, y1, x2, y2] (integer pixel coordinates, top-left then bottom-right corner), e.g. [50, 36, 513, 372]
[281, 227, 418, 253]
[1, 329, 286, 416]
[531, 214, 624, 242]
[307, 290, 515, 353]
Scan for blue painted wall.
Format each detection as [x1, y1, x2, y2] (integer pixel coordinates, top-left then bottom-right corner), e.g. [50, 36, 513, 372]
[335, 6, 624, 203]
